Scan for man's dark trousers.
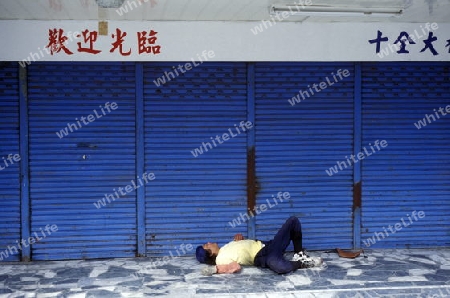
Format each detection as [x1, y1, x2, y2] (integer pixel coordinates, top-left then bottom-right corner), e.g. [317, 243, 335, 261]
[253, 216, 304, 274]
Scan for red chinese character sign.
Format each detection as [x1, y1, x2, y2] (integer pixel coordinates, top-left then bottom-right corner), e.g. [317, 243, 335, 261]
[77, 30, 101, 54]
[47, 29, 74, 55]
[46, 27, 162, 57]
[110, 28, 131, 56]
[138, 30, 161, 54]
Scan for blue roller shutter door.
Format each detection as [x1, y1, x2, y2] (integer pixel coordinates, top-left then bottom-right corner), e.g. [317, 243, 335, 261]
[361, 62, 450, 248]
[8, 60, 448, 261]
[28, 62, 137, 260]
[254, 63, 355, 249]
[0, 63, 21, 261]
[143, 62, 248, 256]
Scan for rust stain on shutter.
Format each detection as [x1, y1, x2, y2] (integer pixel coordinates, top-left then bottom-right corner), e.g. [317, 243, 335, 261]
[353, 181, 362, 211]
[247, 146, 256, 214]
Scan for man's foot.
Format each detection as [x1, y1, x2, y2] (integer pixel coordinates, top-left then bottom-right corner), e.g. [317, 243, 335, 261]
[292, 251, 323, 267]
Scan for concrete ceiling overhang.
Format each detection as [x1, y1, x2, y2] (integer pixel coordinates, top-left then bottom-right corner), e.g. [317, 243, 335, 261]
[0, 0, 449, 23]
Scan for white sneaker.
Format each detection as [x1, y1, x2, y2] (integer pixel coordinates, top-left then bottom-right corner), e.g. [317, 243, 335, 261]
[292, 251, 307, 262]
[292, 251, 323, 267]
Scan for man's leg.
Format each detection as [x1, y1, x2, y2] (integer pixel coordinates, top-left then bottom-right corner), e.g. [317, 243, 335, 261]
[266, 254, 304, 274]
[253, 216, 304, 274]
[270, 216, 303, 254]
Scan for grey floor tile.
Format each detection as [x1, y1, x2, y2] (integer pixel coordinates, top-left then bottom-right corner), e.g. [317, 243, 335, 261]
[0, 249, 448, 298]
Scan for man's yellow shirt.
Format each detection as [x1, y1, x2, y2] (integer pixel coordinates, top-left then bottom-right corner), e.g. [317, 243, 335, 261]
[215, 240, 264, 266]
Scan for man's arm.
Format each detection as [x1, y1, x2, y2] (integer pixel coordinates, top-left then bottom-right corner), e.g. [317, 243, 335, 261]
[216, 261, 241, 274]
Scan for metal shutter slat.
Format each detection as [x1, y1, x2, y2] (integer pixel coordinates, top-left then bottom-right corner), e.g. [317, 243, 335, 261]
[0, 62, 21, 262]
[144, 62, 248, 256]
[361, 62, 450, 248]
[254, 62, 355, 249]
[28, 62, 137, 260]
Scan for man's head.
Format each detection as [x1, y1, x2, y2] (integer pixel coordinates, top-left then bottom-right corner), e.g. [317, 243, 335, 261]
[196, 242, 219, 265]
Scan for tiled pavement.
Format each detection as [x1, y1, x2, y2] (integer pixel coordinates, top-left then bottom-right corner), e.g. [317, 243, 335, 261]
[0, 249, 449, 298]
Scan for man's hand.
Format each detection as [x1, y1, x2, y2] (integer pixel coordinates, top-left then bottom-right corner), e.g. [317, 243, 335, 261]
[216, 261, 241, 274]
[201, 266, 218, 276]
[233, 233, 244, 241]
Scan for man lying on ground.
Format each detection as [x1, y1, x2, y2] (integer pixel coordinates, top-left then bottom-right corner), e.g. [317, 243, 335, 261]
[196, 216, 323, 275]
